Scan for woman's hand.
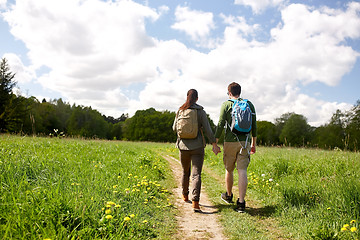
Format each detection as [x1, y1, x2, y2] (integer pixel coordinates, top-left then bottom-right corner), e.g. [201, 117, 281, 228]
[212, 144, 221, 155]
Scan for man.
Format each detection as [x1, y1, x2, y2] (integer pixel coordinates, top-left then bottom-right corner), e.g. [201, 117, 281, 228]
[214, 82, 257, 213]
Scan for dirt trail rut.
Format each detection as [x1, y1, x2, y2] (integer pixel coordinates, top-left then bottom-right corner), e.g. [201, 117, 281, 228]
[163, 155, 226, 240]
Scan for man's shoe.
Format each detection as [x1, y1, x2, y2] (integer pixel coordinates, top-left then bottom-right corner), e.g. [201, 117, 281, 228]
[235, 199, 246, 213]
[221, 192, 233, 204]
[192, 201, 201, 213]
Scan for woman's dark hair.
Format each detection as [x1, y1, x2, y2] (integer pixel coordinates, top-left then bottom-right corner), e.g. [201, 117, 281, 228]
[228, 82, 241, 96]
[179, 89, 198, 110]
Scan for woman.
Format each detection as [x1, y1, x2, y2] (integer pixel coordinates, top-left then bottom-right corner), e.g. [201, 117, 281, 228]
[173, 89, 220, 212]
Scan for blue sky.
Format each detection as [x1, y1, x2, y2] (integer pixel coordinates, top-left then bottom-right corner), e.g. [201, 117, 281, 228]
[1, 0, 359, 126]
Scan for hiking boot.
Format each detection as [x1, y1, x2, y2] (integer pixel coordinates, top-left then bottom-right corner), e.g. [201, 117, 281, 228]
[221, 192, 233, 204]
[182, 194, 189, 202]
[192, 201, 201, 213]
[235, 199, 246, 213]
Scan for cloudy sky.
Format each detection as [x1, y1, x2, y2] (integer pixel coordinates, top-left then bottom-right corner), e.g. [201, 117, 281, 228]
[1, 0, 359, 126]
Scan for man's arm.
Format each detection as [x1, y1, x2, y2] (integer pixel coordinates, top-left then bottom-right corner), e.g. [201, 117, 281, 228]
[214, 102, 227, 139]
[250, 136, 256, 154]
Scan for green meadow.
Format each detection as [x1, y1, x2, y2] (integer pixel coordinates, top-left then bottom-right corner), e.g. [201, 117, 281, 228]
[198, 146, 360, 239]
[0, 135, 177, 239]
[1, 135, 359, 239]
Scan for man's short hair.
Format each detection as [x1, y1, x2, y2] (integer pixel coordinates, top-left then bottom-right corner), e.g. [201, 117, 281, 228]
[228, 82, 241, 96]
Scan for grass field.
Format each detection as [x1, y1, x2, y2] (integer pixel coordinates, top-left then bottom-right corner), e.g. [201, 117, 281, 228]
[1, 135, 359, 239]
[197, 145, 360, 239]
[0, 135, 177, 239]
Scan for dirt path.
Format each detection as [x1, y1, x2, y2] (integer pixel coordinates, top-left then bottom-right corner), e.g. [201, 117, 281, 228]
[163, 155, 227, 240]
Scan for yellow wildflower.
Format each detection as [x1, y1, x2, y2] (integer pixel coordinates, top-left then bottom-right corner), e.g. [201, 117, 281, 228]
[124, 217, 131, 221]
[130, 214, 135, 218]
[351, 227, 357, 232]
[107, 201, 116, 206]
[142, 220, 148, 223]
[341, 227, 347, 232]
[351, 220, 357, 224]
[105, 215, 113, 220]
[105, 209, 112, 214]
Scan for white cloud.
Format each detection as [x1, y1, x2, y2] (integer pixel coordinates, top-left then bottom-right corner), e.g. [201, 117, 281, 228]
[221, 14, 260, 37]
[3, 0, 160, 116]
[200, 3, 359, 125]
[2, 0, 360, 126]
[0, 0, 6, 9]
[270, 3, 360, 86]
[171, 6, 215, 42]
[158, 5, 169, 16]
[234, 0, 287, 14]
[2, 53, 36, 84]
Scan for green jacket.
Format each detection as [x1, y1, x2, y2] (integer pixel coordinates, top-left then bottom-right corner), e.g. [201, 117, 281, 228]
[214, 98, 257, 142]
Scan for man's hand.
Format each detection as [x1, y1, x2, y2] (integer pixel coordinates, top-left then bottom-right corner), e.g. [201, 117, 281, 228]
[250, 145, 256, 154]
[250, 137, 257, 154]
[212, 144, 221, 155]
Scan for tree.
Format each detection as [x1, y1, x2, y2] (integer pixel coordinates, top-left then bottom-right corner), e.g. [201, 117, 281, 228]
[312, 110, 346, 149]
[111, 122, 124, 140]
[279, 113, 311, 147]
[118, 113, 129, 122]
[0, 58, 17, 131]
[1, 94, 29, 133]
[257, 121, 278, 146]
[274, 112, 293, 143]
[53, 98, 72, 133]
[21, 96, 41, 135]
[344, 100, 360, 151]
[67, 105, 110, 139]
[123, 108, 176, 142]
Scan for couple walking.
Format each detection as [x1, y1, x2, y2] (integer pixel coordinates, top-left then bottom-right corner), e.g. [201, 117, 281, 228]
[172, 82, 257, 213]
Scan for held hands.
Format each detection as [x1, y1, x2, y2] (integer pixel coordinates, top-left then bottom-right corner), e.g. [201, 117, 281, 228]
[250, 145, 256, 154]
[212, 144, 221, 155]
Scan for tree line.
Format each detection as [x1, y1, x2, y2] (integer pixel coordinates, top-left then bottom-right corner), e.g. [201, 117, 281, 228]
[1, 57, 359, 151]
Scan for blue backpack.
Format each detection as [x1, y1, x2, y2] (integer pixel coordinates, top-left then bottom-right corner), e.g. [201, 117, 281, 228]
[229, 99, 253, 135]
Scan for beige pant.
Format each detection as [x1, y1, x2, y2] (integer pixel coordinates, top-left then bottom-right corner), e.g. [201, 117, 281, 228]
[223, 141, 251, 171]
